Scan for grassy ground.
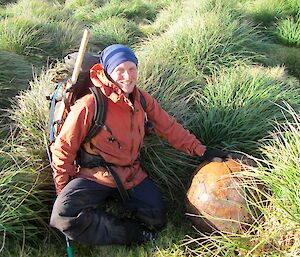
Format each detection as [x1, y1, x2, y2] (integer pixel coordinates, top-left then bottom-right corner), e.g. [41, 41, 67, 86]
[0, 0, 300, 256]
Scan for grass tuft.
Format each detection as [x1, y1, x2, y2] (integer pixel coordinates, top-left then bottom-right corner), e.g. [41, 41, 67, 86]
[274, 13, 300, 47]
[0, 50, 33, 109]
[191, 65, 300, 155]
[0, 17, 49, 56]
[260, 103, 300, 222]
[90, 0, 161, 24]
[138, 3, 262, 78]
[0, 143, 53, 245]
[90, 16, 144, 50]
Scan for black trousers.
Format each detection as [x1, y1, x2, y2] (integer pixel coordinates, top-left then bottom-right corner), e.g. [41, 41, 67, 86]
[50, 177, 166, 245]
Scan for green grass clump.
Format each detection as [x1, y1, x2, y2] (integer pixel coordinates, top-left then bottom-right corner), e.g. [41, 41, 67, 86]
[41, 19, 83, 59]
[64, 0, 101, 8]
[0, 65, 60, 249]
[64, 0, 100, 23]
[240, 0, 300, 26]
[274, 14, 300, 47]
[0, 50, 33, 109]
[191, 65, 300, 155]
[143, 0, 256, 36]
[260, 103, 300, 222]
[0, 17, 49, 56]
[5, 0, 69, 22]
[1, 0, 83, 59]
[9, 65, 61, 154]
[138, 63, 202, 125]
[91, 0, 161, 24]
[0, 145, 53, 245]
[140, 0, 182, 35]
[0, 7, 7, 17]
[138, 3, 262, 78]
[260, 43, 300, 79]
[90, 16, 144, 50]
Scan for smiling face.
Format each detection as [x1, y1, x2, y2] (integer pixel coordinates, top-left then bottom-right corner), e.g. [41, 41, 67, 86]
[109, 61, 138, 96]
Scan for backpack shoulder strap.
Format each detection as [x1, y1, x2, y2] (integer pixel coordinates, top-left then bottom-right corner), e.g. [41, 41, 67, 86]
[138, 89, 154, 133]
[82, 86, 107, 144]
[138, 89, 147, 112]
[83, 88, 148, 144]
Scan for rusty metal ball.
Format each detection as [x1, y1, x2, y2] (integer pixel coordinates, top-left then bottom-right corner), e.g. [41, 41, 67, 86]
[186, 159, 253, 233]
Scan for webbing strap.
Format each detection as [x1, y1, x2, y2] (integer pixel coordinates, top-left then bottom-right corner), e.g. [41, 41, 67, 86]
[77, 148, 129, 202]
[139, 90, 147, 112]
[105, 164, 129, 202]
[83, 86, 107, 144]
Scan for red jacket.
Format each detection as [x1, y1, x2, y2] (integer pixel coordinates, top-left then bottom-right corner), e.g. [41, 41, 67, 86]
[51, 64, 206, 193]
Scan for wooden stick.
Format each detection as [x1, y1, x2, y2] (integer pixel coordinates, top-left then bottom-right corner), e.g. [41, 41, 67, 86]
[70, 29, 90, 86]
[56, 28, 90, 120]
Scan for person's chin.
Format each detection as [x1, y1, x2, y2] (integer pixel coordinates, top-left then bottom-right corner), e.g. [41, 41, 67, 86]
[122, 85, 135, 94]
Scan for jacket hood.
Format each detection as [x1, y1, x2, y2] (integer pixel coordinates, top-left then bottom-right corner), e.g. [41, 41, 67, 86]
[90, 63, 136, 108]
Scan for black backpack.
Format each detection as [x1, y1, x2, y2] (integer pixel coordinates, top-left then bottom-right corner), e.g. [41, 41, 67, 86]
[47, 52, 148, 145]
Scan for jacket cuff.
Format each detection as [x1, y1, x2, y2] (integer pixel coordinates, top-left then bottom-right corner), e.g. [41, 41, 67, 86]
[194, 144, 206, 157]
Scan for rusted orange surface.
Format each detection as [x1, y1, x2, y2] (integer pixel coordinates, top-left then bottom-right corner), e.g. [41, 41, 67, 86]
[186, 160, 253, 233]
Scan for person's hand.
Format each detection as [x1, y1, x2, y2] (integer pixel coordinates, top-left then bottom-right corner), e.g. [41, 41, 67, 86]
[78, 166, 112, 180]
[202, 147, 230, 162]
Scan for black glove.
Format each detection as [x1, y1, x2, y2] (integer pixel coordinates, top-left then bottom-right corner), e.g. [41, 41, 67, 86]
[202, 147, 230, 162]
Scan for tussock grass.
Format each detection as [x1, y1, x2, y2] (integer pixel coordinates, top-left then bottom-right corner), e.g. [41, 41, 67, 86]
[260, 103, 300, 222]
[141, 136, 199, 202]
[0, 143, 53, 245]
[0, 17, 49, 56]
[41, 19, 83, 58]
[1, 0, 83, 59]
[240, 0, 300, 26]
[90, 0, 161, 24]
[140, 1, 181, 35]
[0, 7, 7, 17]
[71, 0, 164, 25]
[260, 42, 300, 79]
[5, 0, 68, 22]
[9, 64, 62, 155]
[64, 0, 100, 9]
[0, 64, 60, 248]
[0, 50, 33, 109]
[191, 65, 300, 155]
[0, 0, 16, 6]
[138, 63, 201, 125]
[138, 2, 262, 79]
[275, 14, 300, 47]
[64, 0, 100, 23]
[90, 16, 144, 50]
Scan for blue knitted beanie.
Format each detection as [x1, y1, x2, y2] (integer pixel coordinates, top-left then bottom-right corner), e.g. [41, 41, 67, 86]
[100, 44, 138, 75]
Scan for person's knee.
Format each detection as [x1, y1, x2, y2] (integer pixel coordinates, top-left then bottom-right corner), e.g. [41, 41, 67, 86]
[49, 194, 73, 232]
[50, 208, 70, 232]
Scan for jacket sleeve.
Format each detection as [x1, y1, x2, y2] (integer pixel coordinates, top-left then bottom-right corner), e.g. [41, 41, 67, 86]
[51, 95, 94, 193]
[140, 89, 206, 156]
